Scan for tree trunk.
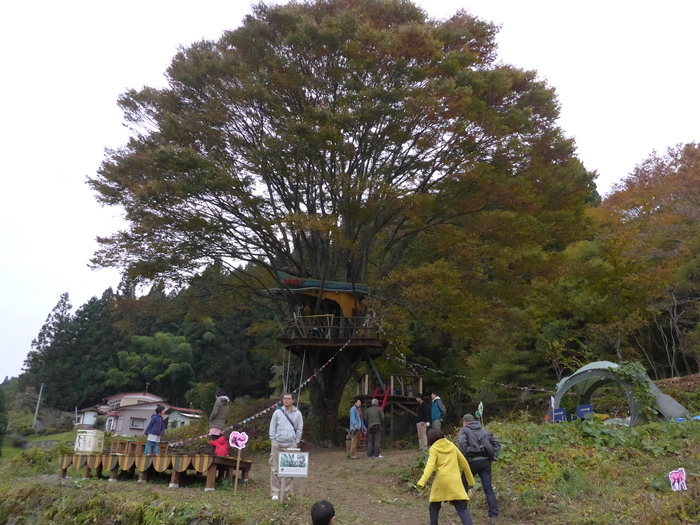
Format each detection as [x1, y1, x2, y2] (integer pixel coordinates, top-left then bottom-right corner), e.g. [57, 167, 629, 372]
[304, 348, 366, 445]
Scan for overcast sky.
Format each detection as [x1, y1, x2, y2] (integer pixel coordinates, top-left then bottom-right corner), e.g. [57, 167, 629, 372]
[2, 1, 699, 382]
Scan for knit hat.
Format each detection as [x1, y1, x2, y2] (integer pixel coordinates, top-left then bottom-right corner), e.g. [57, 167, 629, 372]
[215, 388, 226, 397]
[462, 413, 475, 422]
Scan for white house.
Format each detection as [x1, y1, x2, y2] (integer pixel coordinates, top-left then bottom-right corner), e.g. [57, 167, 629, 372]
[165, 406, 203, 428]
[74, 405, 108, 428]
[104, 392, 167, 437]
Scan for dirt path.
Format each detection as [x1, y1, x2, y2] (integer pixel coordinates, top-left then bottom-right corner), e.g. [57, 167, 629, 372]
[248, 446, 496, 525]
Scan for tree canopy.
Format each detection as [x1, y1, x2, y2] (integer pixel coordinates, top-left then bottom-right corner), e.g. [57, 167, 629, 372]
[89, 0, 594, 295]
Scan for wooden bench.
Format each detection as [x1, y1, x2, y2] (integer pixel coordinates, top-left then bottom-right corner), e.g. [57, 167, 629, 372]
[58, 454, 252, 491]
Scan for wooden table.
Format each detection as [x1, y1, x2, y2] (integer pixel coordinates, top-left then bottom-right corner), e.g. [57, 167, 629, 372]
[58, 454, 252, 491]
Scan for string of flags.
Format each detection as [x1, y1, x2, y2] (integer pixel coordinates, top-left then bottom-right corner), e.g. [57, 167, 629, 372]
[170, 338, 353, 448]
[383, 350, 558, 395]
[170, 338, 563, 447]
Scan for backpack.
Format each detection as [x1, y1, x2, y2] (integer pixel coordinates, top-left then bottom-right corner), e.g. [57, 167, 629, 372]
[478, 431, 496, 461]
[462, 426, 496, 461]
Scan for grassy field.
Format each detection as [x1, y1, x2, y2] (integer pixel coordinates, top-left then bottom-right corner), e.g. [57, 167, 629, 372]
[1, 419, 699, 524]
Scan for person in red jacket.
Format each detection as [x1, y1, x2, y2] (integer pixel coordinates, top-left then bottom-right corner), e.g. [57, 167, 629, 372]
[210, 434, 229, 456]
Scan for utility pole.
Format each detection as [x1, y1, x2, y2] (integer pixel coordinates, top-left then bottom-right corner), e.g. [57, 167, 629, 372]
[32, 383, 44, 430]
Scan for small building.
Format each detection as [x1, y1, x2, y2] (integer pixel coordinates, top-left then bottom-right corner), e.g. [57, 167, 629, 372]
[74, 405, 108, 428]
[104, 392, 167, 437]
[165, 406, 203, 428]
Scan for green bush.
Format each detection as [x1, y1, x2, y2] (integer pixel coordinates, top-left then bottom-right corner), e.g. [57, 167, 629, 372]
[8, 434, 27, 448]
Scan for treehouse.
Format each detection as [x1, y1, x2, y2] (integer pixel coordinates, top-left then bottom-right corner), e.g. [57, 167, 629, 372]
[276, 271, 385, 358]
[275, 270, 397, 439]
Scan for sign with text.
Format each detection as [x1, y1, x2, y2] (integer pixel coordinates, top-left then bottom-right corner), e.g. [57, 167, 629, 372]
[278, 449, 309, 478]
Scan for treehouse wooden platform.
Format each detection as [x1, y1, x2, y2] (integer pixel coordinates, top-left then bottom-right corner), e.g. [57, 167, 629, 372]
[58, 454, 252, 491]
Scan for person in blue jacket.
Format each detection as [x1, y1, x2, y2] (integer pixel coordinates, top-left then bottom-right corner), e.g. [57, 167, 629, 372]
[430, 392, 446, 431]
[144, 405, 165, 455]
[348, 399, 366, 459]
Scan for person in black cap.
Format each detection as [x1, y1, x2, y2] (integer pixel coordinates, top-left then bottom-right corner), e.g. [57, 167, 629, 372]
[415, 394, 431, 451]
[458, 414, 501, 524]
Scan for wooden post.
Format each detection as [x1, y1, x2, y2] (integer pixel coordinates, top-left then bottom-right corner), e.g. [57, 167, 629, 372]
[280, 477, 287, 503]
[233, 448, 242, 495]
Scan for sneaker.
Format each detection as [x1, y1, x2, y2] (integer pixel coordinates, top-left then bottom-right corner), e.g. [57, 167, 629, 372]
[375, 455, 384, 459]
[488, 516, 498, 524]
[271, 495, 279, 501]
[350, 456, 359, 460]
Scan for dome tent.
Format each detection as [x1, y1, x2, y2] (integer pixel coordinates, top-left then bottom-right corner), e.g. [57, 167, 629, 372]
[552, 361, 689, 426]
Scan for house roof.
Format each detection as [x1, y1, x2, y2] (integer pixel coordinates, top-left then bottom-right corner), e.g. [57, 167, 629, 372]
[104, 392, 165, 402]
[165, 406, 203, 415]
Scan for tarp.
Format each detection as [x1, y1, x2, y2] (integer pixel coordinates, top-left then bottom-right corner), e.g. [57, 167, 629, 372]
[552, 361, 689, 425]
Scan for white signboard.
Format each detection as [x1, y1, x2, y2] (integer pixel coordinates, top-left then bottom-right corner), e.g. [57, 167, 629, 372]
[278, 450, 309, 478]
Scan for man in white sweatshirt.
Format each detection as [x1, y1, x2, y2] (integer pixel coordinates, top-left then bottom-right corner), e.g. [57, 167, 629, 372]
[269, 392, 304, 500]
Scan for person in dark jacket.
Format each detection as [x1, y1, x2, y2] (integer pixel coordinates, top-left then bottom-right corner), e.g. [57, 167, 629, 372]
[144, 405, 165, 455]
[457, 414, 502, 524]
[416, 394, 431, 451]
[364, 398, 385, 458]
[209, 388, 230, 441]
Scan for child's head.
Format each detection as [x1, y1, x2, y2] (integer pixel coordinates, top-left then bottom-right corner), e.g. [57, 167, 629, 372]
[155, 405, 165, 414]
[427, 428, 444, 446]
[311, 500, 335, 525]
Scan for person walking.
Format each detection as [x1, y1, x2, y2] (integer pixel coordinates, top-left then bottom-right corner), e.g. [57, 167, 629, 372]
[430, 392, 446, 431]
[143, 405, 166, 455]
[416, 428, 475, 525]
[348, 399, 366, 459]
[415, 394, 431, 451]
[364, 398, 385, 459]
[458, 414, 502, 524]
[269, 392, 304, 500]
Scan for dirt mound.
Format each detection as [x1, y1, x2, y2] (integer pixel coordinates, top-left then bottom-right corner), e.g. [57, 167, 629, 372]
[655, 372, 700, 391]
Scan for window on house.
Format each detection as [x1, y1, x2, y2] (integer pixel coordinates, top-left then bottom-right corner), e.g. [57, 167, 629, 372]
[109, 400, 121, 410]
[130, 418, 146, 429]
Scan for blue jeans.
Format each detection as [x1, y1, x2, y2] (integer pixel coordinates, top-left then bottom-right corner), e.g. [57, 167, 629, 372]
[463, 458, 498, 517]
[144, 440, 159, 455]
[429, 500, 472, 525]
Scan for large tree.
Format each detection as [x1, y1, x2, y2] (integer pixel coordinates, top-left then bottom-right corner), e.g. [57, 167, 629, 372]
[89, 0, 594, 430]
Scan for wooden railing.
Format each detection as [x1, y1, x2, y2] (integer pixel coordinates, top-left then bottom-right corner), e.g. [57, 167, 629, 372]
[358, 374, 422, 397]
[280, 314, 382, 341]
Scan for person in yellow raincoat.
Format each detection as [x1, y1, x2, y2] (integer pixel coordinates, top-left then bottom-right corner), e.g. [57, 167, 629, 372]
[416, 429, 475, 525]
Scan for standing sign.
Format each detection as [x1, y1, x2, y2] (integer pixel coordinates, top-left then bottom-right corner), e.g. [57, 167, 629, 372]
[669, 467, 687, 491]
[279, 450, 309, 478]
[277, 448, 308, 503]
[228, 431, 249, 495]
[669, 467, 688, 515]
